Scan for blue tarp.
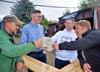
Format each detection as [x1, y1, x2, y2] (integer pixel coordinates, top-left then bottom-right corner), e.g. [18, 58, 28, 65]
[0, 20, 2, 30]
[62, 12, 78, 19]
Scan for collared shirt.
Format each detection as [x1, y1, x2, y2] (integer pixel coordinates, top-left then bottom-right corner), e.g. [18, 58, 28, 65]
[8, 32, 16, 44]
[20, 21, 44, 52]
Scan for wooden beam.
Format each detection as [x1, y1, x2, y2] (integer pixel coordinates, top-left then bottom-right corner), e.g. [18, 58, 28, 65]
[22, 55, 59, 72]
[22, 55, 83, 72]
[59, 59, 83, 72]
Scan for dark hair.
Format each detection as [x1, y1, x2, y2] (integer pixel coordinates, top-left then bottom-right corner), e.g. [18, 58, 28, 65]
[31, 10, 41, 14]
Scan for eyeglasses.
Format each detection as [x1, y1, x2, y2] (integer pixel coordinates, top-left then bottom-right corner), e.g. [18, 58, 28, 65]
[34, 15, 42, 18]
[64, 22, 71, 25]
[37, 16, 42, 18]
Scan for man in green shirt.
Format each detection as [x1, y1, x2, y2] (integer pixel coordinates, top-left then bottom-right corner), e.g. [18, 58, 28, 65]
[0, 15, 42, 72]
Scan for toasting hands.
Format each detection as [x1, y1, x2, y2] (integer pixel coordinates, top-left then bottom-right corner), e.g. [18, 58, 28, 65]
[34, 39, 42, 48]
[52, 43, 59, 50]
[34, 38, 60, 51]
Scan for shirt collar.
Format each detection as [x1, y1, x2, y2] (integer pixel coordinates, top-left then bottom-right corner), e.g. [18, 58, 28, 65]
[8, 33, 13, 38]
[2, 28, 13, 38]
[30, 21, 38, 27]
[82, 29, 92, 37]
[64, 29, 74, 32]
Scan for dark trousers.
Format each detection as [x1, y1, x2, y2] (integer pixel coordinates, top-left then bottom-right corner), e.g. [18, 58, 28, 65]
[55, 58, 70, 69]
[28, 51, 47, 72]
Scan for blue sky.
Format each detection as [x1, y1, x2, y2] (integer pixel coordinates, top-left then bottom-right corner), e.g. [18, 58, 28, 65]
[0, 0, 80, 21]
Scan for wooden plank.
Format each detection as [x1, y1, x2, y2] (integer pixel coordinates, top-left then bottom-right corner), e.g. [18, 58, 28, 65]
[59, 59, 83, 72]
[22, 55, 59, 72]
[22, 55, 83, 72]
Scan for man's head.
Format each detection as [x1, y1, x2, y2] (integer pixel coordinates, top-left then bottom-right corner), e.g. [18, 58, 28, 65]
[2, 15, 23, 35]
[31, 10, 42, 24]
[64, 18, 75, 31]
[75, 20, 91, 39]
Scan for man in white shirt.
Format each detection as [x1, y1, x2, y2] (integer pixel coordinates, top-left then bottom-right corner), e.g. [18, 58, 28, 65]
[51, 18, 77, 69]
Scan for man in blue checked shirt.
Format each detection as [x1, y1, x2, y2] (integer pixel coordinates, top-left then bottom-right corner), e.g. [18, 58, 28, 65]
[20, 10, 47, 72]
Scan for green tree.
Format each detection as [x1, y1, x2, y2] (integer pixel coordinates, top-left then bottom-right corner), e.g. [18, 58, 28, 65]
[63, 9, 70, 16]
[11, 0, 35, 24]
[78, 0, 91, 9]
[87, 0, 100, 7]
[78, 0, 100, 10]
[41, 15, 48, 28]
[41, 15, 56, 29]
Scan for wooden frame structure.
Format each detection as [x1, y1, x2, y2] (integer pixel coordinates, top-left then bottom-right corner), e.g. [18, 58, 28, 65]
[22, 55, 83, 72]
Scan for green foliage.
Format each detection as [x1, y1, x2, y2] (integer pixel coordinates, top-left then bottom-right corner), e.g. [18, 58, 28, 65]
[87, 0, 100, 6]
[63, 10, 70, 16]
[78, 0, 90, 9]
[11, 0, 55, 29]
[11, 0, 35, 24]
[41, 15, 56, 29]
[78, 0, 100, 10]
